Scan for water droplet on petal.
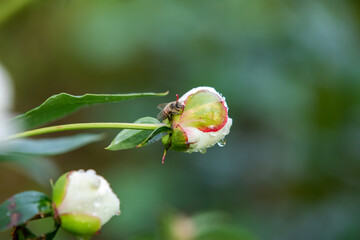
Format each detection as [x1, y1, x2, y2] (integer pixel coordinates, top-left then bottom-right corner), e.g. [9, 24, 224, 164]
[217, 138, 226, 147]
[199, 148, 207, 154]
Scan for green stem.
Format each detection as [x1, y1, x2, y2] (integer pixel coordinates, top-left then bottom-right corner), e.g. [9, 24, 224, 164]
[5, 122, 164, 141]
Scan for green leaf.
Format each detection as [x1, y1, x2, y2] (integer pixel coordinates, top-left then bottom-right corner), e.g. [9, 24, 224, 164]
[12, 91, 168, 130]
[106, 117, 162, 151]
[4, 133, 103, 156]
[0, 191, 53, 232]
[0, 134, 101, 186]
[0, 134, 100, 186]
[136, 126, 171, 148]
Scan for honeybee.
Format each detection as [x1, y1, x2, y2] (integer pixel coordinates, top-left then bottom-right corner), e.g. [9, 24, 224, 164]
[157, 94, 184, 121]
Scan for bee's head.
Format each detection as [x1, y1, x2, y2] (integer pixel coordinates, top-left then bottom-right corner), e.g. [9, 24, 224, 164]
[175, 101, 183, 109]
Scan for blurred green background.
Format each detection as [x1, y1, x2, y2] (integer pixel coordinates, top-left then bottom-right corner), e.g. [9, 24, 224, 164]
[1, 0, 360, 239]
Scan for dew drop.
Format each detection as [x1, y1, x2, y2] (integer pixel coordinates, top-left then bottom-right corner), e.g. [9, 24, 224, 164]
[199, 148, 207, 154]
[217, 138, 226, 147]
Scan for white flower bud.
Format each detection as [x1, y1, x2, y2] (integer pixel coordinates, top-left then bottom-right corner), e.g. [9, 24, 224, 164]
[52, 169, 120, 237]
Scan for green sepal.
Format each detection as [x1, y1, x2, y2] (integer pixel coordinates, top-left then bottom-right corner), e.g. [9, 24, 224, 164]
[162, 126, 189, 152]
[60, 213, 101, 237]
[52, 172, 70, 207]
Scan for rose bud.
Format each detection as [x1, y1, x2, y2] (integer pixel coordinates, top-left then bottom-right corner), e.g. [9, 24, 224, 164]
[161, 87, 232, 162]
[52, 169, 120, 238]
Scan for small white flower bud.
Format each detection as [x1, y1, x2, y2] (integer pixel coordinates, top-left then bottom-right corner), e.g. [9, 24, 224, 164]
[52, 169, 120, 237]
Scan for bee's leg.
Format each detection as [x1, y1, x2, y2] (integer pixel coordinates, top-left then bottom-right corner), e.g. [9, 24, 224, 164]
[167, 113, 174, 121]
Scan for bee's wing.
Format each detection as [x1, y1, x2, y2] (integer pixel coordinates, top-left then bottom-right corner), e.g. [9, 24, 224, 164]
[157, 111, 164, 120]
[157, 103, 168, 110]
